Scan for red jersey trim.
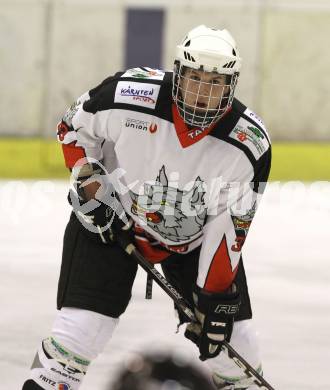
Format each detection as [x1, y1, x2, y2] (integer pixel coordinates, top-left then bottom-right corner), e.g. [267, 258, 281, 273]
[62, 143, 87, 168]
[171, 104, 216, 148]
[134, 236, 171, 264]
[203, 235, 238, 293]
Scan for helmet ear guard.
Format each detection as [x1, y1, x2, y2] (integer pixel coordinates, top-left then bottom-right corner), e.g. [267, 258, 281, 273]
[172, 25, 241, 128]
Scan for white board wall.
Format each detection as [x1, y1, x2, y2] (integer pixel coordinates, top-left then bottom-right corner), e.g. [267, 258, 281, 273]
[1, 0, 330, 140]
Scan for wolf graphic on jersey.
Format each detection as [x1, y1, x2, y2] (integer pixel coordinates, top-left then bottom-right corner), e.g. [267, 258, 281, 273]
[130, 166, 207, 242]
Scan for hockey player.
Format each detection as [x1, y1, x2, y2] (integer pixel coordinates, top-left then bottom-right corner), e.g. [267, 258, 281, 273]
[23, 25, 271, 390]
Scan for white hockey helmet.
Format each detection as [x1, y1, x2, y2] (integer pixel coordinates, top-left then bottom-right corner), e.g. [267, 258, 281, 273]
[173, 25, 242, 128]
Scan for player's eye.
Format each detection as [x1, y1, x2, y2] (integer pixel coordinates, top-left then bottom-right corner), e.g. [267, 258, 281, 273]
[190, 75, 200, 81]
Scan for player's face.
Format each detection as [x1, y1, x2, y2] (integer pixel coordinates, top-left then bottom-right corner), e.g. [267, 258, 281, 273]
[179, 68, 229, 112]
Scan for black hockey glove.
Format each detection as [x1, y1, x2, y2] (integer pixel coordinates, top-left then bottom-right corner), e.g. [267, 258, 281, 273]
[69, 167, 132, 245]
[184, 284, 240, 361]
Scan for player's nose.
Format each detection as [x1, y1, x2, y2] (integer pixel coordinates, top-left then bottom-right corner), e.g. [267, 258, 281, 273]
[199, 80, 212, 96]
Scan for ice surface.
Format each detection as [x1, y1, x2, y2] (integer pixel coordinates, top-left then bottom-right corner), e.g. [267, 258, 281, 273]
[0, 180, 329, 390]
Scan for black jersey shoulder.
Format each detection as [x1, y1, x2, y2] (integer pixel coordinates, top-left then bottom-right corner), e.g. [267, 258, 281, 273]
[82, 67, 173, 121]
[209, 98, 271, 172]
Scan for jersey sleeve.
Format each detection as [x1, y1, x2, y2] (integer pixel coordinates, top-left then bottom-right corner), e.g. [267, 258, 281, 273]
[56, 77, 117, 169]
[197, 147, 271, 293]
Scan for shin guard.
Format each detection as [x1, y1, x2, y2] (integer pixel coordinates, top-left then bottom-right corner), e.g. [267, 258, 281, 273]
[23, 337, 90, 390]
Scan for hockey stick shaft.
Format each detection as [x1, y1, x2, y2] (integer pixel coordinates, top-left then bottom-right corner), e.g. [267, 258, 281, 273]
[122, 242, 196, 322]
[118, 236, 274, 390]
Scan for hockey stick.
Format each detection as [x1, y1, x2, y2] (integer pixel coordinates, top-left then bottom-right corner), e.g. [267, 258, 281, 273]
[116, 232, 275, 390]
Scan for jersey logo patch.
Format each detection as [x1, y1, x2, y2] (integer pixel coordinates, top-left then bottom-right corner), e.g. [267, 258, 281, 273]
[121, 67, 165, 80]
[62, 91, 89, 127]
[230, 202, 256, 252]
[115, 81, 160, 109]
[125, 117, 158, 133]
[229, 119, 269, 160]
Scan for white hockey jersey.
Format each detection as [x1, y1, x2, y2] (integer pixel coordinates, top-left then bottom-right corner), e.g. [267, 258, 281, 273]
[57, 67, 271, 293]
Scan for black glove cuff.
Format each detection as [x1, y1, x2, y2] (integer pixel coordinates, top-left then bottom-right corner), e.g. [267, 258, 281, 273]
[193, 285, 240, 318]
